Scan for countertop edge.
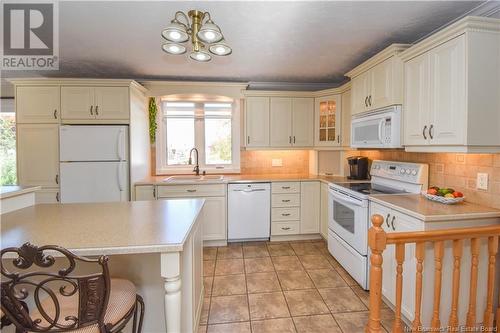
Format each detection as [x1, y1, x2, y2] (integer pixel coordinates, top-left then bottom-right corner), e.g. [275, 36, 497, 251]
[0, 186, 40, 199]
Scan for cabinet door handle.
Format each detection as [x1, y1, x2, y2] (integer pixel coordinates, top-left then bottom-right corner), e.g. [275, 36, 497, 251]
[186, 189, 197, 193]
[281, 227, 291, 230]
[55, 174, 59, 185]
[153, 187, 156, 198]
[422, 125, 428, 140]
[369, 95, 372, 106]
[391, 216, 396, 231]
[429, 124, 434, 139]
[247, 136, 250, 144]
[90, 105, 94, 115]
[293, 136, 296, 144]
[282, 213, 291, 216]
[282, 199, 291, 203]
[289, 136, 292, 144]
[282, 186, 290, 190]
[364, 96, 368, 107]
[386, 214, 390, 228]
[337, 135, 340, 144]
[56, 192, 60, 202]
[95, 105, 99, 116]
[53, 109, 58, 119]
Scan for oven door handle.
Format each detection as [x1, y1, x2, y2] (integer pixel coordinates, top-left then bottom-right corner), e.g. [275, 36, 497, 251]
[329, 190, 364, 207]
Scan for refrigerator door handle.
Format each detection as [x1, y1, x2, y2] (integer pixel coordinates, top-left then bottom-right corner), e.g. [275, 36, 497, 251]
[117, 163, 124, 191]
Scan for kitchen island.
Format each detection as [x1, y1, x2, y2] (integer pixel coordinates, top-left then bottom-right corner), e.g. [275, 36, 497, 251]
[1, 199, 205, 333]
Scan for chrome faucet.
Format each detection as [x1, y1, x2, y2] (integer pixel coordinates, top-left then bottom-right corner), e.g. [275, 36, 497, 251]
[188, 148, 200, 176]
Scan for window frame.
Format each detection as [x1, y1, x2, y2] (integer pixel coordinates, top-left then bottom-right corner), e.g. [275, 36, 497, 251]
[156, 97, 241, 175]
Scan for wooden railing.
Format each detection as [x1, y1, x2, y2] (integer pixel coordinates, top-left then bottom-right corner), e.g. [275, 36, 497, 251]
[365, 214, 500, 333]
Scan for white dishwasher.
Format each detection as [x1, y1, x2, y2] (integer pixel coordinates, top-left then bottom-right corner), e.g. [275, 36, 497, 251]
[228, 183, 271, 241]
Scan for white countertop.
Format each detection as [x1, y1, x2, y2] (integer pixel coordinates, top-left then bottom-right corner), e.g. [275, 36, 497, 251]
[1, 199, 205, 257]
[370, 194, 500, 222]
[0, 185, 40, 199]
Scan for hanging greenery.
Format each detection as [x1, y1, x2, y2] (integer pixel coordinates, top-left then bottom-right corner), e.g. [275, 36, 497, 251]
[148, 97, 158, 143]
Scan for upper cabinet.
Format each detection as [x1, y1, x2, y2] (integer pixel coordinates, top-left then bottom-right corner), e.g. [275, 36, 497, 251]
[61, 86, 129, 121]
[401, 16, 500, 153]
[346, 44, 409, 116]
[245, 95, 314, 148]
[314, 95, 341, 146]
[16, 86, 60, 123]
[245, 97, 270, 147]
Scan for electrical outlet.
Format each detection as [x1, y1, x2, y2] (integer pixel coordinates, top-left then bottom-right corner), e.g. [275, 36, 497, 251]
[477, 173, 489, 190]
[271, 159, 283, 167]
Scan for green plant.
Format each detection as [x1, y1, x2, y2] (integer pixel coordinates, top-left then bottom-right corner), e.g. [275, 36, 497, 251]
[0, 115, 17, 185]
[148, 97, 158, 143]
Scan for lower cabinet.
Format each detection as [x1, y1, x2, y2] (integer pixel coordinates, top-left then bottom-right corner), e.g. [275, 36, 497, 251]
[320, 182, 329, 239]
[369, 201, 499, 326]
[35, 188, 60, 203]
[135, 184, 227, 244]
[300, 181, 320, 234]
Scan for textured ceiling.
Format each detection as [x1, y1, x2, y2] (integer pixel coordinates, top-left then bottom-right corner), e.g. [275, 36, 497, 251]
[1, 1, 494, 96]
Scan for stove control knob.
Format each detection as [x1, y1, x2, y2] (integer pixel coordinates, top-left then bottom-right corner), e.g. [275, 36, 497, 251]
[406, 169, 411, 175]
[400, 169, 406, 174]
[411, 169, 417, 176]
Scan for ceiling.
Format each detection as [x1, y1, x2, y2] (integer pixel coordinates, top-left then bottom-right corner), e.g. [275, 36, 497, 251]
[2, 1, 498, 96]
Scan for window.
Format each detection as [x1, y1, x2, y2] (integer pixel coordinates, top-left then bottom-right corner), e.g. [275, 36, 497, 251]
[157, 99, 240, 174]
[0, 98, 17, 185]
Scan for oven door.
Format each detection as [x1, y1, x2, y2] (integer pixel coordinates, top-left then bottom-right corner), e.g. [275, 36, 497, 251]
[328, 187, 368, 255]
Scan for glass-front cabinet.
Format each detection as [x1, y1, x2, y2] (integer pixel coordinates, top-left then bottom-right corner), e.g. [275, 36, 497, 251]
[314, 95, 341, 146]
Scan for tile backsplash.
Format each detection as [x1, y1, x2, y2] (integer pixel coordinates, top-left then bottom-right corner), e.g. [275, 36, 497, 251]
[347, 150, 500, 209]
[240, 150, 309, 174]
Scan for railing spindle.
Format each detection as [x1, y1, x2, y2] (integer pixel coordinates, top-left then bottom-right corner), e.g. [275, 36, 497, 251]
[412, 242, 425, 332]
[466, 238, 480, 328]
[483, 236, 498, 328]
[431, 241, 444, 329]
[392, 243, 405, 333]
[366, 214, 387, 333]
[448, 239, 463, 329]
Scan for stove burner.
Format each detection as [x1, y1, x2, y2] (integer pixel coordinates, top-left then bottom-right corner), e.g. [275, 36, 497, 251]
[337, 182, 407, 195]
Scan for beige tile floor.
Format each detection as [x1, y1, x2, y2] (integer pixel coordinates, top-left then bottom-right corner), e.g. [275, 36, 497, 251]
[200, 239, 397, 333]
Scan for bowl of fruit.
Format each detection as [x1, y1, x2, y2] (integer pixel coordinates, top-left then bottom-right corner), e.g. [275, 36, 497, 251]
[422, 187, 464, 204]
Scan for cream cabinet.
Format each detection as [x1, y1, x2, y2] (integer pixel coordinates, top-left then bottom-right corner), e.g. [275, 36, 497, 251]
[347, 44, 407, 116]
[300, 181, 320, 234]
[320, 182, 329, 239]
[271, 181, 300, 236]
[245, 97, 270, 147]
[135, 185, 156, 201]
[270, 98, 293, 146]
[61, 86, 129, 121]
[17, 124, 59, 187]
[268, 97, 314, 148]
[35, 188, 60, 203]
[314, 95, 341, 146]
[402, 17, 500, 152]
[154, 184, 227, 244]
[16, 86, 60, 123]
[340, 89, 351, 147]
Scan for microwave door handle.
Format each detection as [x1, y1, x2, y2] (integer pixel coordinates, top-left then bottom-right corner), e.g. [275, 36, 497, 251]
[378, 119, 385, 143]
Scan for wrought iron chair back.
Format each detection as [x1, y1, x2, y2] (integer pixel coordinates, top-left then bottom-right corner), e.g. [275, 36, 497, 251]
[0, 243, 111, 332]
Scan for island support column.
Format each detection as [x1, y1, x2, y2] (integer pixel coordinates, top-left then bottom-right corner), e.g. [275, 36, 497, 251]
[161, 252, 182, 333]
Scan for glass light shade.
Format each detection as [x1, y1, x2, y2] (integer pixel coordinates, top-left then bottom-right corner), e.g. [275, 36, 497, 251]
[162, 21, 189, 42]
[209, 41, 232, 56]
[197, 22, 223, 43]
[190, 50, 211, 62]
[162, 43, 186, 55]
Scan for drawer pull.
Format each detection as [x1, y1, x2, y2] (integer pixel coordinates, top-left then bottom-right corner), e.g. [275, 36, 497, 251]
[282, 186, 290, 190]
[391, 216, 396, 231]
[386, 214, 390, 228]
[282, 199, 291, 202]
[186, 189, 197, 193]
[281, 227, 291, 230]
[281, 213, 291, 217]
[56, 192, 60, 202]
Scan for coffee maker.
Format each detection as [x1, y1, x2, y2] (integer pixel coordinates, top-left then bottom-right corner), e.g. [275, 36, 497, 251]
[347, 156, 369, 180]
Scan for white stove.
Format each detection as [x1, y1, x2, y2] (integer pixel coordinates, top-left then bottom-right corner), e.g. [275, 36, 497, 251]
[327, 160, 428, 289]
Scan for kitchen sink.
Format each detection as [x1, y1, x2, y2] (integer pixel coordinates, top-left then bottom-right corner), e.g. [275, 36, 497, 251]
[162, 175, 224, 183]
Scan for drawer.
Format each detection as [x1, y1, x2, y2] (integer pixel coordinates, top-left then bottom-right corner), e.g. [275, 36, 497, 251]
[272, 193, 300, 207]
[157, 184, 226, 198]
[271, 221, 300, 235]
[272, 182, 300, 194]
[272, 207, 300, 221]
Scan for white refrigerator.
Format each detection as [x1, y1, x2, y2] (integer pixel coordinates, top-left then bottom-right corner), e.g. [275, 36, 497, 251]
[59, 125, 129, 203]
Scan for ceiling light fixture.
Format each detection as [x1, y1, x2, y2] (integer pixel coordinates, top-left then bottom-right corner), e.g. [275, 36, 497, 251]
[161, 10, 232, 62]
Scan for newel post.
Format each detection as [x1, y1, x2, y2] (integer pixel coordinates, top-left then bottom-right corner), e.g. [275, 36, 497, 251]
[365, 214, 387, 333]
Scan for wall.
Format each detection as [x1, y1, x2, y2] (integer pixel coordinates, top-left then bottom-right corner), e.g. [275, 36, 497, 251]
[346, 150, 500, 209]
[240, 150, 310, 174]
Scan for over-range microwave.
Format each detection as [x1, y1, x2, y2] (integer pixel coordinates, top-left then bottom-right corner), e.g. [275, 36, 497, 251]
[351, 105, 402, 148]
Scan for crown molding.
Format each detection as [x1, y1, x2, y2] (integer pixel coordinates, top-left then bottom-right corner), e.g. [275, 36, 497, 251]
[242, 90, 315, 98]
[400, 16, 500, 62]
[247, 81, 338, 92]
[345, 43, 410, 79]
[8, 78, 147, 93]
[313, 81, 351, 97]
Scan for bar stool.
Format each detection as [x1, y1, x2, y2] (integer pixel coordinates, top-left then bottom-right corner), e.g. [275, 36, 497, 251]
[0, 243, 144, 333]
